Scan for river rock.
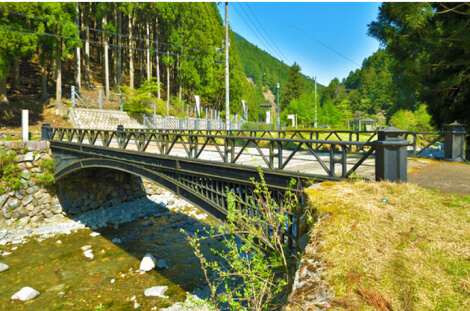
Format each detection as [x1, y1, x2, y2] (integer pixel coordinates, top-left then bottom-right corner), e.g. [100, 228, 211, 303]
[72, 198, 84, 208]
[60, 200, 72, 210]
[12, 205, 28, 219]
[41, 209, 53, 218]
[25, 185, 41, 195]
[1, 206, 11, 219]
[111, 197, 122, 206]
[144, 286, 168, 298]
[139, 253, 157, 271]
[30, 215, 44, 228]
[41, 194, 52, 205]
[0, 194, 9, 208]
[21, 171, 31, 180]
[69, 207, 82, 215]
[11, 287, 40, 301]
[112, 238, 122, 244]
[157, 259, 169, 269]
[50, 204, 62, 214]
[84, 249, 94, 260]
[90, 232, 100, 237]
[22, 195, 33, 206]
[17, 216, 30, 227]
[0, 263, 9, 272]
[15, 189, 25, 200]
[8, 199, 20, 210]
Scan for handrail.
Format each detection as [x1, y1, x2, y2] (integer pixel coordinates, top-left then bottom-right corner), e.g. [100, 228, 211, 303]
[43, 126, 380, 180]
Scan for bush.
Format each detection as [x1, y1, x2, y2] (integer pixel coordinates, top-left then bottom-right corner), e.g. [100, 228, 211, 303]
[34, 157, 56, 190]
[183, 168, 300, 310]
[0, 148, 23, 194]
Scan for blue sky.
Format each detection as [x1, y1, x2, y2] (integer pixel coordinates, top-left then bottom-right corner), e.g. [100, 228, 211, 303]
[217, 2, 382, 86]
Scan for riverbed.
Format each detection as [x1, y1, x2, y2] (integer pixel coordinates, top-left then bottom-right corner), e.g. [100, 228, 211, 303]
[0, 191, 220, 310]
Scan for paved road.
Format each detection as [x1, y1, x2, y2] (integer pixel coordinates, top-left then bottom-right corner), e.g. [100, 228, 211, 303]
[408, 160, 470, 195]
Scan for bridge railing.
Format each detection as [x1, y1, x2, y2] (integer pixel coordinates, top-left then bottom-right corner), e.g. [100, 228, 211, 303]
[42, 125, 416, 182]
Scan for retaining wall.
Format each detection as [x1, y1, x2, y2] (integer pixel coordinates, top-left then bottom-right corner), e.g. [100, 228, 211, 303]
[0, 141, 165, 228]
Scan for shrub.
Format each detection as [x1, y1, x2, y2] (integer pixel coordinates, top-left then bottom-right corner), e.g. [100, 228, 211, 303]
[0, 148, 23, 194]
[35, 157, 56, 190]
[183, 168, 300, 310]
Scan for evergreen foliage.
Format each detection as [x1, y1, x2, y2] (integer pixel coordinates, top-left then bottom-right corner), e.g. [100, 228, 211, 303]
[368, 2, 470, 129]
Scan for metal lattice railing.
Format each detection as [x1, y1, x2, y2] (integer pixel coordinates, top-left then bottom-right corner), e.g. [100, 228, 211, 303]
[42, 126, 380, 180]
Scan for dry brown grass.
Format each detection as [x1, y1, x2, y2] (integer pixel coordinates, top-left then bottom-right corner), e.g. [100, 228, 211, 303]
[305, 180, 470, 310]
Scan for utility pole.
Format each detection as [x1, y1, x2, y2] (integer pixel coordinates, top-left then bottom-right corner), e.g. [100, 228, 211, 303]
[167, 50, 170, 116]
[225, 2, 230, 130]
[277, 82, 280, 130]
[314, 76, 317, 128]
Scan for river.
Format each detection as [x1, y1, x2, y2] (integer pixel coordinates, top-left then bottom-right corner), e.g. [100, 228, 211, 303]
[0, 191, 221, 310]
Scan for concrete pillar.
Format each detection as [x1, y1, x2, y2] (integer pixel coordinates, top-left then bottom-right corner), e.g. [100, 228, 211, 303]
[22, 109, 29, 141]
[444, 121, 466, 162]
[374, 125, 409, 182]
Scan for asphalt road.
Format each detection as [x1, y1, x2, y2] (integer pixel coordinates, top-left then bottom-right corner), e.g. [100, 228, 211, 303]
[408, 161, 470, 195]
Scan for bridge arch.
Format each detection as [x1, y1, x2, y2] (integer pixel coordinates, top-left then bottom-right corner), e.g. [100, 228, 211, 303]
[56, 158, 231, 221]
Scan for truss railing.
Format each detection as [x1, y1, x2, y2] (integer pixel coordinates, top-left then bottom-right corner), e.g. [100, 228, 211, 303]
[42, 126, 379, 180]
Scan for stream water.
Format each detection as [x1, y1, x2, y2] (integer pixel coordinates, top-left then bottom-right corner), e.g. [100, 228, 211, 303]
[0, 194, 221, 310]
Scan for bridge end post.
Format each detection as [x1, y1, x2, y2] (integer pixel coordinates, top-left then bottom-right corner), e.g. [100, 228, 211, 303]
[444, 121, 466, 162]
[374, 125, 409, 182]
[41, 123, 52, 140]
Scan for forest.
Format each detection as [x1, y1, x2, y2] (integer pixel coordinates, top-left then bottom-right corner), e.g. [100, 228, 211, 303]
[280, 2, 470, 131]
[0, 2, 266, 121]
[0, 2, 468, 131]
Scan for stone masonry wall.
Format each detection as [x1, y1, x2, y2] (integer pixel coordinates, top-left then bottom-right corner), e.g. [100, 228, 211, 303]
[0, 140, 163, 228]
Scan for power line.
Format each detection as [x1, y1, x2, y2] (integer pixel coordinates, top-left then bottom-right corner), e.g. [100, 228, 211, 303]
[263, 6, 361, 67]
[244, 3, 291, 66]
[0, 8, 213, 55]
[235, 3, 285, 64]
[231, 4, 280, 63]
[0, 24, 219, 63]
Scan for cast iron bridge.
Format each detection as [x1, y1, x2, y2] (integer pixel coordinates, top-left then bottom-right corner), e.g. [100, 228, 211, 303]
[42, 124, 466, 250]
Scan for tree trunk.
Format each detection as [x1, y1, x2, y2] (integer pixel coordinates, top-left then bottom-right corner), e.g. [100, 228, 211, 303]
[146, 17, 151, 80]
[103, 13, 109, 99]
[167, 50, 170, 113]
[0, 76, 8, 104]
[117, 7, 122, 87]
[55, 38, 62, 109]
[12, 58, 20, 91]
[84, 3, 90, 89]
[129, 10, 134, 89]
[40, 44, 48, 102]
[156, 16, 160, 99]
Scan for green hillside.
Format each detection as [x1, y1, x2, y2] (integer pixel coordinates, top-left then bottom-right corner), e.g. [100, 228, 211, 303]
[234, 32, 321, 95]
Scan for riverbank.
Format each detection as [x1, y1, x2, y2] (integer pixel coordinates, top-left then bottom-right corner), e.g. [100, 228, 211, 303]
[0, 188, 220, 310]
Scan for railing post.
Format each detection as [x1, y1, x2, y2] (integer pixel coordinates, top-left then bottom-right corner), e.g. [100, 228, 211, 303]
[117, 124, 124, 148]
[41, 123, 52, 140]
[373, 125, 409, 182]
[444, 121, 466, 162]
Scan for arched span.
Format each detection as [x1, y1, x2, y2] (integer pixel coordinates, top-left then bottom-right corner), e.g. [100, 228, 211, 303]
[55, 158, 228, 221]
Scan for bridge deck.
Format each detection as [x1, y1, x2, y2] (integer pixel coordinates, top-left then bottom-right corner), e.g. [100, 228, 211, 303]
[89, 139, 377, 179]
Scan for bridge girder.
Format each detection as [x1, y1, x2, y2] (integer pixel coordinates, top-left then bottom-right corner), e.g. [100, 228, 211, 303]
[50, 141, 304, 241]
